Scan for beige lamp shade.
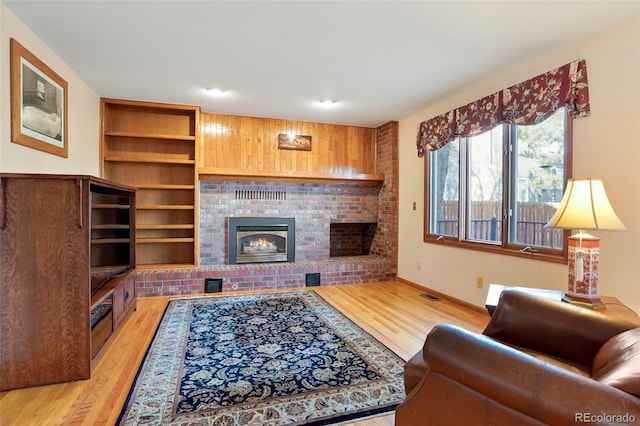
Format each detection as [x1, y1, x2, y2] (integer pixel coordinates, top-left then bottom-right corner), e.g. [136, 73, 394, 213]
[545, 178, 626, 231]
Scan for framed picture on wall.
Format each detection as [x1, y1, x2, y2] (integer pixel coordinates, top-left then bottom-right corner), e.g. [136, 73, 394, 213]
[278, 134, 312, 151]
[10, 38, 68, 158]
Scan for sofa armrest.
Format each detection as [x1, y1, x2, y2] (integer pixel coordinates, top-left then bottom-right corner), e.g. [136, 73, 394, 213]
[483, 289, 637, 366]
[421, 324, 640, 424]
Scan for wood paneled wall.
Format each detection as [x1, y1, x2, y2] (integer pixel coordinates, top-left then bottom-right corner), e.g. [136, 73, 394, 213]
[199, 113, 377, 175]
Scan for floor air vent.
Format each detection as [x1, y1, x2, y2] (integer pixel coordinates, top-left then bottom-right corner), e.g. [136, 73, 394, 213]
[205, 278, 223, 293]
[420, 294, 441, 301]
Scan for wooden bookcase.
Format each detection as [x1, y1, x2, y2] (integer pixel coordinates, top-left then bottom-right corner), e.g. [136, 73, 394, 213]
[100, 98, 200, 268]
[0, 174, 136, 391]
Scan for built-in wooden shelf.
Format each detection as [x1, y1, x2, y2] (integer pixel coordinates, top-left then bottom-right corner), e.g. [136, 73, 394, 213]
[136, 184, 195, 190]
[104, 156, 195, 165]
[104, 131, 196, 141]
[198, 167, 384, 185]
[137, 224, 195, 230]
[136, 205, 195, 210]
[101, 98, 199, 268]
[136, 237, 195, 244]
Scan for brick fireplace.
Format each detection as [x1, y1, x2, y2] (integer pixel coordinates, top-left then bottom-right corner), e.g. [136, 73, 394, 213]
[135, 121, 398, 296]
[199, 181, 380, 265]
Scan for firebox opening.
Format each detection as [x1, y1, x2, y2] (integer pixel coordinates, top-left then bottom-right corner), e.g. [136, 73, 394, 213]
[239, 233, 285, 255]
[228, 217, 295, 264]
[330, 222, 377, 257]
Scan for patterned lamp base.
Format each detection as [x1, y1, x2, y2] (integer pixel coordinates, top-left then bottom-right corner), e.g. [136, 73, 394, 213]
[564, 233, 605, 310]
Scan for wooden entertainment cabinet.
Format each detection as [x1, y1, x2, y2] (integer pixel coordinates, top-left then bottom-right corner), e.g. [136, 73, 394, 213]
[0, 174, 136, 391]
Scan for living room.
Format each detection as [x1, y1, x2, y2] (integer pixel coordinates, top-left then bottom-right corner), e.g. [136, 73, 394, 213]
[1, 2, 639, 425]
[2, 3, 638, 311]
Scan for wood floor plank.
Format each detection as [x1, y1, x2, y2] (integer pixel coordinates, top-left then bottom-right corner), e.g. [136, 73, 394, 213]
[0, 281, 490, 425]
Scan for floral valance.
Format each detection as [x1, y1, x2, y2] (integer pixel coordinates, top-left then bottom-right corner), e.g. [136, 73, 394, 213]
[416, 59, 590, 157]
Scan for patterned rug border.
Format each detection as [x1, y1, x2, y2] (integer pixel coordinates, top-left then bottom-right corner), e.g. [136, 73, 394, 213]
[117, 290, 406, 425]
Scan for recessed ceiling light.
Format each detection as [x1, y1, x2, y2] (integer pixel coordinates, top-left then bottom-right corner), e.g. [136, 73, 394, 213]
[317, 100, 338, 108]
[206, 88, 227, 97]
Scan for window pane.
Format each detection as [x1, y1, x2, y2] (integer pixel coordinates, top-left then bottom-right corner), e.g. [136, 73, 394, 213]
[429, 138, 459, 237]
[512, 108, 565, 249]
[467, 126, 503, 243]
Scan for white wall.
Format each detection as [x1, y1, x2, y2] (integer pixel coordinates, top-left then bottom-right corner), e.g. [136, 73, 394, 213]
[1, 3, 100, 174]
[398, 15, 640, 313]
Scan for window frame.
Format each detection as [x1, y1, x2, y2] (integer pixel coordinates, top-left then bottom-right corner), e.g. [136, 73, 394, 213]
[423, 111, 572, 264]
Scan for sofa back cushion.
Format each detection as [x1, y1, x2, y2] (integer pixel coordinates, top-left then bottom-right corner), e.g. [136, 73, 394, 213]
[483, 290, 637, 366]
[592, 327, 640, 397]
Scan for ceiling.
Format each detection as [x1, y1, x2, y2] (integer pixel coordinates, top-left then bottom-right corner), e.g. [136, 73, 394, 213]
[5, 1, 639, 127]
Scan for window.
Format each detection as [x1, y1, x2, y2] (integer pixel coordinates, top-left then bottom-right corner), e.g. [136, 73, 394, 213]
[425, 108, 569, 261]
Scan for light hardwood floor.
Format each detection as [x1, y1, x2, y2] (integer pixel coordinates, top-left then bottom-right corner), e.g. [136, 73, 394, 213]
[0, 281, 490, 426]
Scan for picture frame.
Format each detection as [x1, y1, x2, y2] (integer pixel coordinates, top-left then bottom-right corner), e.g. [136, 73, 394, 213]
[278, 134, 312, 151]
[10, 38, 68, 158]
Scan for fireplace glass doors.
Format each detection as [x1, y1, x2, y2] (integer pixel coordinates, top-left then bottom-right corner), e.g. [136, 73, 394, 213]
[228, 217, 295, 264]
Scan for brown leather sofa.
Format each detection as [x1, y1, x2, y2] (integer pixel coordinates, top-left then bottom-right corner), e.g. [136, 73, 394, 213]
[395, 289, 640, 425]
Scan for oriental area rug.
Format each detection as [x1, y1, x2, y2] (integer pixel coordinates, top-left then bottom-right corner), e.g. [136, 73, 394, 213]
[117, 291, 406, 425]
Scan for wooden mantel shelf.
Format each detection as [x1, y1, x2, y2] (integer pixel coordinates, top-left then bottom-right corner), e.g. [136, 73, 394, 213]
[198, 167, 384, 185]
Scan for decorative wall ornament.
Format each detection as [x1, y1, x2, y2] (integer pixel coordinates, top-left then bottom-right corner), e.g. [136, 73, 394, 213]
[10, 38, 68, 158]
[278, 133, 312, 151]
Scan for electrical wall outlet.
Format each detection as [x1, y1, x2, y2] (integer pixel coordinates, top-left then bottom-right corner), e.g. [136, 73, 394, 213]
[476, 276, 484, 289]
[417, 261, 421, 270]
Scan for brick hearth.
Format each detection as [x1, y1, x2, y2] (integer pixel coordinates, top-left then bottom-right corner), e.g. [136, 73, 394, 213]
[135, 256, 392, 296]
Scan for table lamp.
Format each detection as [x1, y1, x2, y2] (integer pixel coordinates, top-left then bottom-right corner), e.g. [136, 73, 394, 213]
[545, 178, 626, 310]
